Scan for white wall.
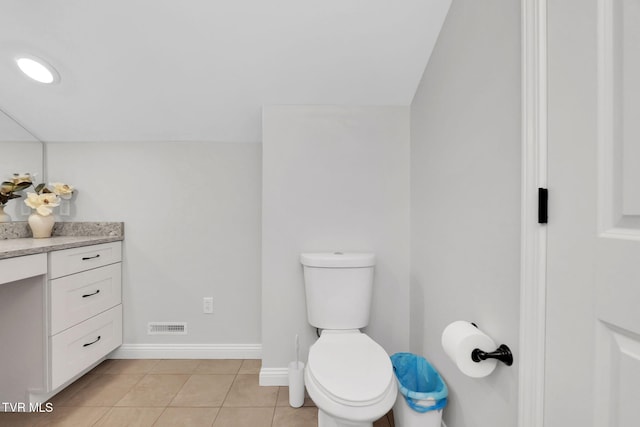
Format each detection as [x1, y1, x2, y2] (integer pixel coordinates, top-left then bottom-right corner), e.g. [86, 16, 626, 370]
[47, 142, 262, 352]
[261, 106, 410, 378]
[409, 1, 521, 426]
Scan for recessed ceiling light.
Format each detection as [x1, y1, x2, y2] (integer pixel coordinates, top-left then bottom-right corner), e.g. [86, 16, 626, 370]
[15, 56, 60, 84]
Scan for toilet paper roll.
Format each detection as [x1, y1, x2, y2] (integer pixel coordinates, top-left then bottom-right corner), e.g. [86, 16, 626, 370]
[441, 321, 498, 378]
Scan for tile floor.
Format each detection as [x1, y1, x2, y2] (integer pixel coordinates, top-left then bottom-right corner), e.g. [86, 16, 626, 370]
[0, 359, 395, 427]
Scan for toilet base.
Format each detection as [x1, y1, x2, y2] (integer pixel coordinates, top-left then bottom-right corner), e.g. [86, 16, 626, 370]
[318, 409, 373, 427]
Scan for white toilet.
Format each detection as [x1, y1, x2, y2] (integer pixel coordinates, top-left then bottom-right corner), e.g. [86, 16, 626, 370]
[300, 252, 397, 427]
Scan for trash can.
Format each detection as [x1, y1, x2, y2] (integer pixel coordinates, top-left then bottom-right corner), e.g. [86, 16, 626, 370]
[390, 353, 448, 427]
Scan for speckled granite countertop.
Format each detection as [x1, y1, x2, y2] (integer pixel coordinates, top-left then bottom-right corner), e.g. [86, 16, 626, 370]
[0, 222, 124, 260]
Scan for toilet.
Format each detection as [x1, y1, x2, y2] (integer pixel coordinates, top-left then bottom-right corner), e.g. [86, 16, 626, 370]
[300, 252, 397, 427]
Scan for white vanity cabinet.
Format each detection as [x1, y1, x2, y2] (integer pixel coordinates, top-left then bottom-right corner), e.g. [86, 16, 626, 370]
[47, 242, 123, 390]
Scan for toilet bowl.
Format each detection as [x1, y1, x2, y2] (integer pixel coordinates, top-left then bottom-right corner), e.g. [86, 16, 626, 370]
[305, 330, 397, 427]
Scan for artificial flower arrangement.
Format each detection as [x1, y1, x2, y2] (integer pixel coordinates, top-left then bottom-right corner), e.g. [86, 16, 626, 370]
[25, 181, 75, 216]
[0, 173, 33, 207]
[1, 173, 74, 216]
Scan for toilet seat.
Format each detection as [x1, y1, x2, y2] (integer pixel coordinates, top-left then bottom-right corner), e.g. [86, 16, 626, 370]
[307, 330, 395, 407]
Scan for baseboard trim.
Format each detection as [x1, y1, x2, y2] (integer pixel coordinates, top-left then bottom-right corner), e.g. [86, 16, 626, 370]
[109, 343, 262, 359]
[259, 367, 290, 386]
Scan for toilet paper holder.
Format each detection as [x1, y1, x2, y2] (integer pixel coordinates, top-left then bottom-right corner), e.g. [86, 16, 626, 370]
[471, 344, 513, 366]
[470, 323, 513, 366]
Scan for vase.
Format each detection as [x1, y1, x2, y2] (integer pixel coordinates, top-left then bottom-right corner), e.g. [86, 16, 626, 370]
[28, 212, 55, 238]
[0, 205, 10, 223]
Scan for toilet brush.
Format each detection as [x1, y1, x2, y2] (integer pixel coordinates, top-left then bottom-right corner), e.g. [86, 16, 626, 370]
[296, 334, 300, 366]
[288, 334, 305, 408]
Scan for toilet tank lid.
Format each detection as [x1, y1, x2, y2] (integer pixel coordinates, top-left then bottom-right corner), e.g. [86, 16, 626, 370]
[300, 252, 375, 268]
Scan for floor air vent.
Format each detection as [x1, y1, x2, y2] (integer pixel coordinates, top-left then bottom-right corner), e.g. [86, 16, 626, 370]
[148, 322, 187, 335]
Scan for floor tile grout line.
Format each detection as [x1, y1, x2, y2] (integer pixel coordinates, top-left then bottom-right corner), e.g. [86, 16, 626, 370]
[152, 409, 165, 427]
[220, 371, 238, 408]
[110, 371, 149, 408]
[89, 405, 111, 427]
[150, 405, 170, 427]
[270, 402, 277, 427]
[165, 372, 189, 409]
[211, 363, 242, 424]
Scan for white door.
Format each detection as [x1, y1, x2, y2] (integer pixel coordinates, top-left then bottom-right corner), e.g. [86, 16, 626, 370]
[546, 0, 640, 426]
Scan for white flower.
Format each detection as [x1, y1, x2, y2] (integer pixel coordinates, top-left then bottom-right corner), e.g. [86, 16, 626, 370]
[11, 173, 32, 185]
[0, 182, 13, 195]
[49, 182, 74, 200]
[24, 192, 60, 216]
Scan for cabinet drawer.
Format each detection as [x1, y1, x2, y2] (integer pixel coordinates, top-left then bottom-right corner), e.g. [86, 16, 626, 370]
[0, 253, 47, 285]
[50, 263, 122, 335]
[50, 305, 122, 390]
[49, 242, 122, 279]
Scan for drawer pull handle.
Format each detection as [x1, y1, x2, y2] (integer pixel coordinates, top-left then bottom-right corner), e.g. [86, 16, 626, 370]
[83, 336, 101, 347]
[82, 289, 101, 298]
[82, 254, 101, 261]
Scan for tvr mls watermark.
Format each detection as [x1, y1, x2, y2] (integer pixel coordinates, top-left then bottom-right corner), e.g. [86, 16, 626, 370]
[1, 402, 54, 413]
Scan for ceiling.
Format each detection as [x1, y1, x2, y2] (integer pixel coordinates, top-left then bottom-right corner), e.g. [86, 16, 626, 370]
[0, 0, 451, 143]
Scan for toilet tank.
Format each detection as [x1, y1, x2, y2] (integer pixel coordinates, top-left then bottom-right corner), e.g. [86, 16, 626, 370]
[300, 252, 375, 330]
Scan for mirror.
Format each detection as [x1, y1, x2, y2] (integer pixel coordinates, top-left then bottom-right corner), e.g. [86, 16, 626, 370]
[0, 108, 44, 222]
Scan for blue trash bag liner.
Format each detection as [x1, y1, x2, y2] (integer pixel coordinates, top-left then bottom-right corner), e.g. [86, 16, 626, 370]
[390, 352, 448, 413]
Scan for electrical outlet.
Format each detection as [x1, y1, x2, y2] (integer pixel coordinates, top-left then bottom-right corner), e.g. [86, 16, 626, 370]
[203, 297, 214, 314]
